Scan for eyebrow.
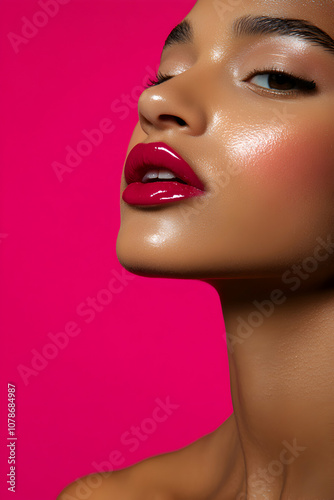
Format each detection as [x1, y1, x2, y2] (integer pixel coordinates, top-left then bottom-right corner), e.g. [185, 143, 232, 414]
[163, 20, 193, 50]
[233, 15, 334, 55]
[162, 16, 334, 56]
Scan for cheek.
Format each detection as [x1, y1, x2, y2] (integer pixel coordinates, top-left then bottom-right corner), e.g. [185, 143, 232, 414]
[256, 129, 333, 196]
[220, 120, 334, 259]
[229, 120, 333, 207]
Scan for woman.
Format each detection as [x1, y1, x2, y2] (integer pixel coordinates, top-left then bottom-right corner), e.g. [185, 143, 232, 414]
[58, 0, 334, 498]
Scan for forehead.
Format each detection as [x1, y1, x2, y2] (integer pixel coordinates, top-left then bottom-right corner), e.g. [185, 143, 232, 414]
[186, 0, 334, 44]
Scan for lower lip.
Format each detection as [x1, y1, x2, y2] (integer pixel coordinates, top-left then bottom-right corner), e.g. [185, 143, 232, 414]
[122, 181, 205, 206]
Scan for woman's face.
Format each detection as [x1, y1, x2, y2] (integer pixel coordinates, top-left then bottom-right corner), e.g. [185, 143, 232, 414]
[117, 0, 334, 279]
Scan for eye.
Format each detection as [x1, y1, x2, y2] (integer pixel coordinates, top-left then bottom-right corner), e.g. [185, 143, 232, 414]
[245, 69, 317, 94]
[145, 72, 173, 88]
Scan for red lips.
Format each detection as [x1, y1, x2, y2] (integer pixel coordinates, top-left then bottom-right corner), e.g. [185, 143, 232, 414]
[122, 142, 206, 206]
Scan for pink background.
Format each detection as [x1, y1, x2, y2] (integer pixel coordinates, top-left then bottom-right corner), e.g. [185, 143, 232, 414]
[1, 1, 232, 498]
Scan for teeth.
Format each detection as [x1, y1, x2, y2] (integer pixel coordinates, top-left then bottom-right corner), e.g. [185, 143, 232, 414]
[158, 169, 177, 180]
[142, 170, 159, 182]
[142, 168, 177, 183]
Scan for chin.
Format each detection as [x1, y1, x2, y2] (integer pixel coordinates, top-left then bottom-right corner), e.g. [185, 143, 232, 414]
[117, 227, 253, 281]
[117, 232, 194, 279]
[116, 227, 218, 279]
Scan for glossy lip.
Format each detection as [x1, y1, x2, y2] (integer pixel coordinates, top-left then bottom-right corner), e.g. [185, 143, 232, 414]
[122, 142, 206, 206]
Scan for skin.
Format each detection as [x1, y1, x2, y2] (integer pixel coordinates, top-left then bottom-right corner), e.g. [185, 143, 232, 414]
[58, 0, 334, 498]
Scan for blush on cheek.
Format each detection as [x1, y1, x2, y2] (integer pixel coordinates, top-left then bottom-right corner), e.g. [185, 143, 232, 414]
[273, 128, 333, 191]
[226, 121, 334, 256]
[237, 123, 334, 199]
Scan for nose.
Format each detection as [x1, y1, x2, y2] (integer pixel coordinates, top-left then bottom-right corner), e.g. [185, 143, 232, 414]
[138, 71, 207, 137]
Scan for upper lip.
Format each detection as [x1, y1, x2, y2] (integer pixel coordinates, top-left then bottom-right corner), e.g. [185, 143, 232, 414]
[124, 142, 205, 191]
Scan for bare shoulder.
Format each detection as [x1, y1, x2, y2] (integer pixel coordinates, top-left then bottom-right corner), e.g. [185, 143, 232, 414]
[56, 470, 130, 500]
[55, 458, 174, 500]
[56, 427, 226, 500]
[111, 428, 225, 499]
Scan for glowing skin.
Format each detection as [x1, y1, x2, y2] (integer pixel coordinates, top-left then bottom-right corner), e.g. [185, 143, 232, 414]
[117, 7, 334, 279]
[58, 0, 334, 499]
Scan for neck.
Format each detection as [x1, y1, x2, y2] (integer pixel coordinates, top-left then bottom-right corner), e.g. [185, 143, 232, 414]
[210, 277, 334, 499]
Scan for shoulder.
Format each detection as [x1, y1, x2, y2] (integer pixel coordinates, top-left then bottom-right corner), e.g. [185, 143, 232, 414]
[56, 430, 217, 500]
[56, 460, 173, 500]
[56, 471, 127, 500]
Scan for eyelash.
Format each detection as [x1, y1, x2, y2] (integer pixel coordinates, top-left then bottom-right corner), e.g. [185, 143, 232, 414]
[243, 67, 317, 95]
[145, 68, 317, 95]
[145, 71, 173, 88]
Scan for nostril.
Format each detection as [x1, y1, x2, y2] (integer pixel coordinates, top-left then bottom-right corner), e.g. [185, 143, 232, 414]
[175, 116, 187, 126]
[160, 114, 187, 126]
